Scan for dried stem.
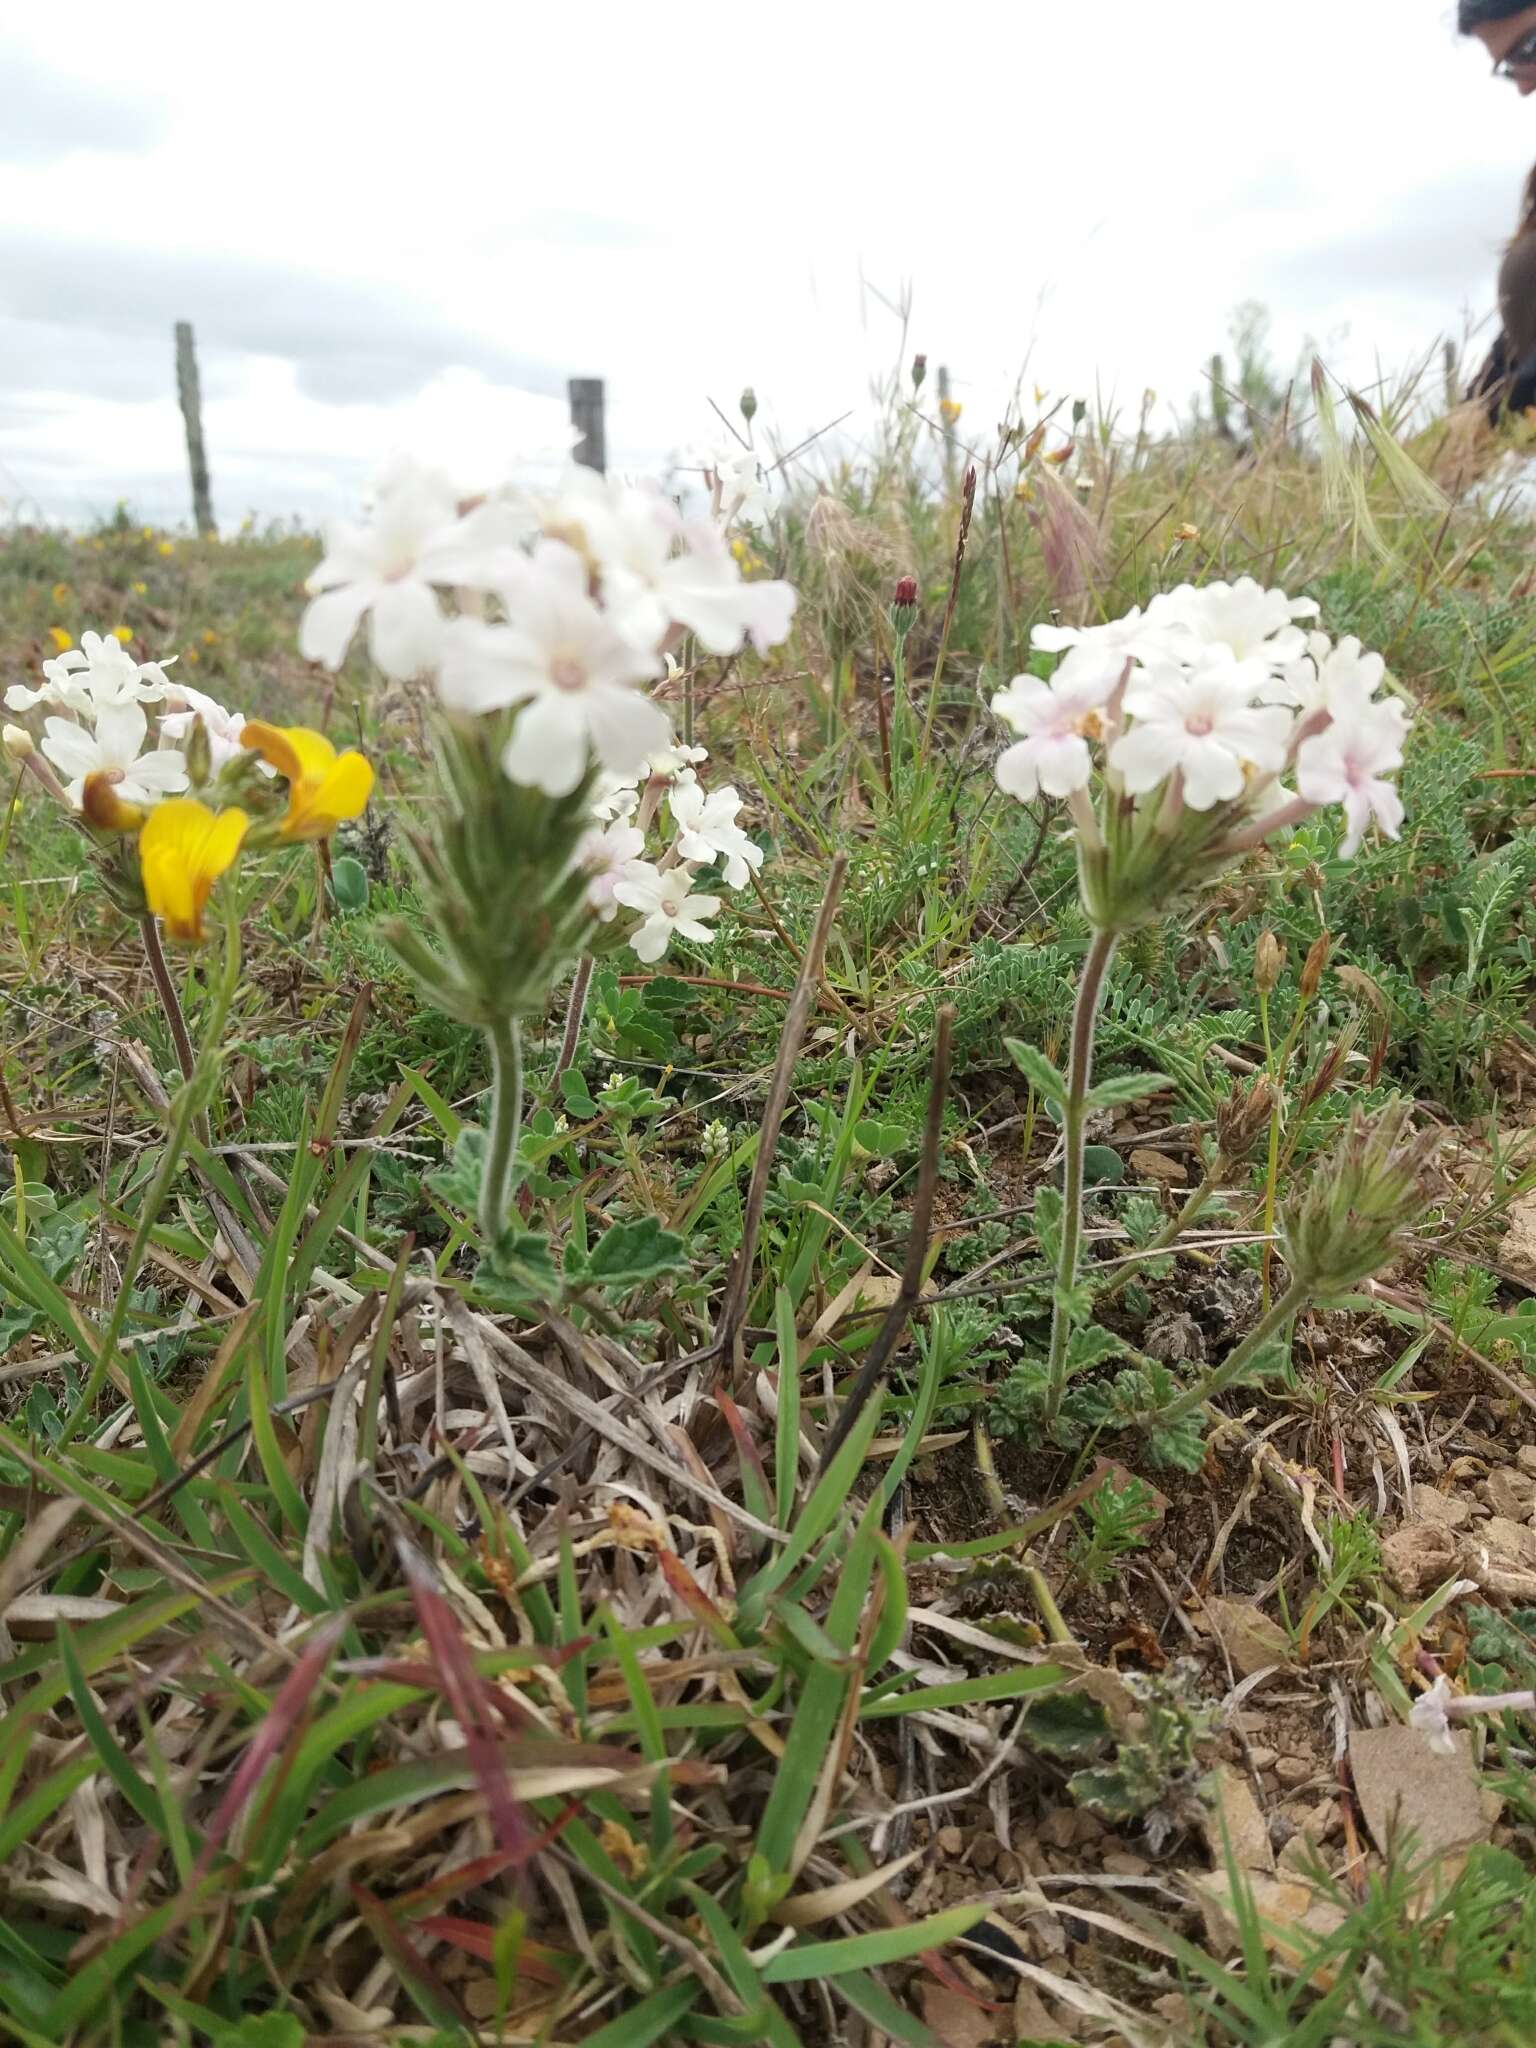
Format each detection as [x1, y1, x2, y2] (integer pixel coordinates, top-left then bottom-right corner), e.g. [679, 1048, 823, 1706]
[140, 914, 210, 1149]
[716, 855, 848, 1376]
[1042, 928, 1118, 1426]
[554, 956, 594, 1081]
[814, 1005, 954, 1476]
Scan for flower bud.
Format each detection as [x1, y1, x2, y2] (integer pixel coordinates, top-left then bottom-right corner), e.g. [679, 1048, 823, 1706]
[185, 713, 213, 790]
[1072, 398, 1088, 428]
[1214, 1074, 1278, 1164]
[2, 725, 34, 761]
[1299, 932, 1331, 1002]
[911, 353, 927, 391]
[1254, 931, 1285, 996]
[739, 386, 758, 423]
[891, 575, 919, 640]
[1281, 1101, 1438, 1295]
[81, 771, 147, 834]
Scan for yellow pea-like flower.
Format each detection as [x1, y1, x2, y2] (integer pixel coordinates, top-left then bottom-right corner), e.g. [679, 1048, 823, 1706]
[47, 626, 73, 653]
[82, 772, 147, 835]
[140, 799, 249, 942]
[240, 721, 373, 842]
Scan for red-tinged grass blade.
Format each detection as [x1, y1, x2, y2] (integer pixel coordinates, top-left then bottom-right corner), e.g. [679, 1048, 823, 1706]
[657, 1548, 739, 1647]
[399, 1536, 535, 1865]
[716, 1392, 774, 1526]
[415, 1915, 571, 1985]
[188, 1613, 346, 1890]
[350, 1883, 473, 2032]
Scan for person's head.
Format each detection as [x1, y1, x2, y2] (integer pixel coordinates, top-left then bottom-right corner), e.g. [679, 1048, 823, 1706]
[1462, 1, 1536, 94]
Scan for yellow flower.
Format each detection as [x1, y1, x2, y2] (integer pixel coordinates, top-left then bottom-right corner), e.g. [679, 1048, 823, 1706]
[158, 540, 175, 557]
[131, 580, 147, 596]
[111, 625, 133, 645]
[185, 647, 200, 665]
[50, 581, 69, 606]
[939, 397, 963, 425]
[140, 799, 248, 942]
[201, 629, 219, 646]
[140, 526, 155, 542]
[240, 721, 373, 841]
[82, 772, 147, 834]
[47, 625, 73, 653]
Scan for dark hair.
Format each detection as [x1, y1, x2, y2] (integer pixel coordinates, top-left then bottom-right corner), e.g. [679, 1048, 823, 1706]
[1460, 1, 1531, 29]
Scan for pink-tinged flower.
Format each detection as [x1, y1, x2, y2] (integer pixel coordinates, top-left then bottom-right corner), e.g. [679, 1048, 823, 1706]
[612, 860, 722, 963]
[992, 646, 1121, 800]
[1409, 1676, 1457, 1756]
[668, 780, 764, 889]
[41, 700, 188, 811]
[157, 684, 259, 774]
[300, 459, 525, 680]
[578, 820, 645, 920]
[1296, 695, 1408, 857]
[1111, 654, 1291, 810]
[438, 540, 668, 797]
[1145, 577, 1320, 667]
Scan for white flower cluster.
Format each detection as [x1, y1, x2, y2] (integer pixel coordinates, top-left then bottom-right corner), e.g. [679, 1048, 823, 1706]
[4, 632, 268, 812]
[579, 741, 764, 963]
[993, 577, 1409, 858]
[300, 455, 793, 967]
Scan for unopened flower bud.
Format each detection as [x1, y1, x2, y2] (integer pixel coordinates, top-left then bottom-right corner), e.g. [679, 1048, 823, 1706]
[81, 771, 147, 834]
[185, 714, 213, 790]
[1254, 931, 1285, 996]
[1281, 1101, 1438, 1295]
[1214, 1075, 1278, 1164]
[1299, 932, 1331, 1002]
[891, 575, 919, 640]
[1071, 398, 1088, 428]
[739, 386, 758, 423]
[911, 353, 927, 391]
[3, 724, 34, 761]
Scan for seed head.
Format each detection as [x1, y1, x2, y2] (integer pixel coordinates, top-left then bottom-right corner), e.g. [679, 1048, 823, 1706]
[1254, 931, 1285, 996]
[1215, 1074, 1278, 1164]
[1281, 1100, 1438, 1295]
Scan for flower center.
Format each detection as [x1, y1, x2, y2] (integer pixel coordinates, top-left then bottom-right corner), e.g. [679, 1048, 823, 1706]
[1184, 712, 1215, 737]
[661, 895, 681, 918]
[1079, 709, 1105, 741]
[550, 652, 587, 692]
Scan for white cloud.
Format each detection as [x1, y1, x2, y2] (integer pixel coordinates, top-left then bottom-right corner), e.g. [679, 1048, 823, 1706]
[0, 1, 1528, 525]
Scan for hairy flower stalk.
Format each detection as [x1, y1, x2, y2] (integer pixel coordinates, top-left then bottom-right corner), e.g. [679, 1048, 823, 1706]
[991, 582, 1414, 1438]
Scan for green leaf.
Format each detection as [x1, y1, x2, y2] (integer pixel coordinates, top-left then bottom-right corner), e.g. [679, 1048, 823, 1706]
[582, 1982, 700, 2047]
[1005, 1039, 1067, 1110]
[1033, 1184, 1064, 1265]
[558, 1068, 599, 1119]
[854, 1117, 909, 1159]
[477, 1228, 561, 1307]
[1086, 1069, 1172, 1111]
[1145, 1413, 1208, 1473]
[1018, 1690, 1113, 1761]
[428, 1126, 487, 1213]
[761, 1902, 991, 1982]
[329, 855, 369, 912]
[860, 1663, 1064, 1720]
[1064, 1324, 1125, 1376]
[836, 1969, 937, 2046]
[566, 1216, 690, 1293]
[210, 2018, 306, 2048]
[1083, 1144, 1125, 1186]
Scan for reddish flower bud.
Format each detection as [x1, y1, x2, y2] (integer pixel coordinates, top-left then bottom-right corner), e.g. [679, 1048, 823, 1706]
[894, 575, 919, 607]
[911, 353, 927, 391]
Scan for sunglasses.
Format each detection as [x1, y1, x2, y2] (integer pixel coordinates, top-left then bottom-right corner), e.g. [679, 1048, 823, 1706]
[1497, 27, 1536, 74]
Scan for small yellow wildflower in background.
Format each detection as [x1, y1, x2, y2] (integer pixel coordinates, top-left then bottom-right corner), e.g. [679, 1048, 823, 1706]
[1173, 522, 1200, 543]
[158, 540, 175, 557]
[241, 721, 373, 841]
[939, 398, 963, 425]
[50, 582, 69, 607]
[111, 625, 133, 645]
[202, 629, 219, 647]
[140, 526, 155, 542]
[185, 648, 200, 665]
[131, 581, 147, 597]
[46, 626, 73, 653]
[140, 799, 248, 942]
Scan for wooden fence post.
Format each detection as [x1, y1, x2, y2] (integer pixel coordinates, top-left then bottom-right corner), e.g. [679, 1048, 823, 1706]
[174, 321, 215, 536]
[568, 377, 606, 475]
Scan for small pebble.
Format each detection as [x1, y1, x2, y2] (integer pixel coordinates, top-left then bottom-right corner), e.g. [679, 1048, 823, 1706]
[1101, 1850, 1150, 1876]
[936, 1826, 964, 1857]
[1246, 1745, 1279, 1770]
[1274, 1757, 1313, 1787]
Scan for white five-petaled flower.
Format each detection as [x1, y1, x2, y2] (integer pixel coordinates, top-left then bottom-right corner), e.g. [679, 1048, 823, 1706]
[41, 701, 188, 810]
[1030, 606, 1189, 669]
[578, 820, 646, 920]
[1145, 577, 1320, 668]
[591, 773, 641, 825]
[667, 780, 764, 889]
[992, 646, 1122, 800]
[7, 632, 170, 718]
[1265, 633, 1389, 721]
[1111, 653, 1291, 810]
[439, 539, 669, 797]
[157, 684, 257, 774]
[1295, 694, 1408, 856]
[693, 444, 773, 527]
[300, 458, 523, 680]
[613, 860, 723, 963]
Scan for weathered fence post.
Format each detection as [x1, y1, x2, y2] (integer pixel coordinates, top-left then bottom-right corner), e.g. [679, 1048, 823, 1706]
[174, 321, 215, 536]
[568, 377, 606, 475]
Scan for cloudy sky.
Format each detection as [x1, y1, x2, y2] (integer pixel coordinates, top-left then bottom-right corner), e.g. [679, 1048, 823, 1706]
[0, 2, 1529, 527]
